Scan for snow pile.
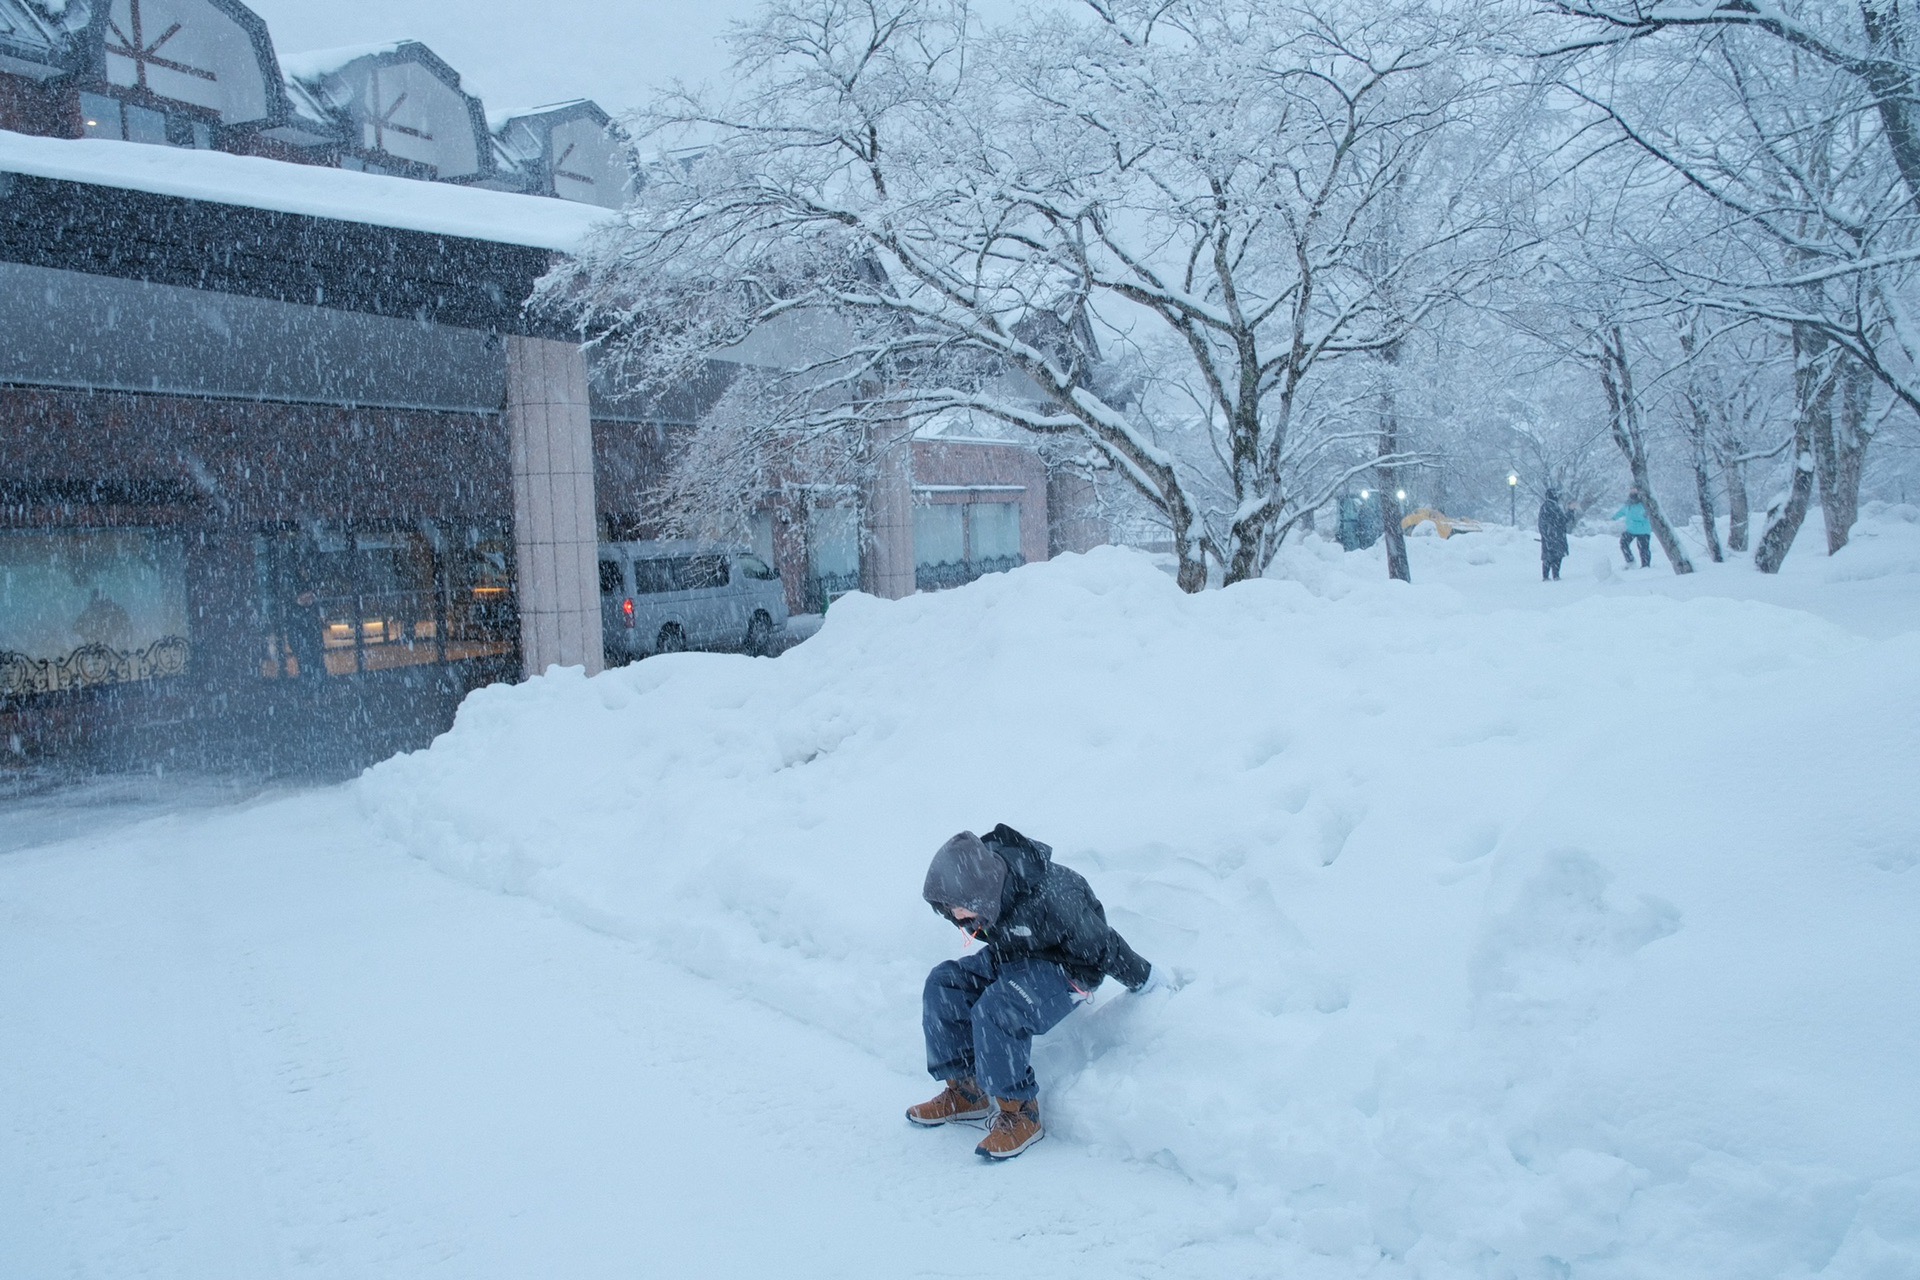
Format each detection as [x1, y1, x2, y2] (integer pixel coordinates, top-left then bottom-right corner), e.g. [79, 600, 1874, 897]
[359, 515, 1920, 1278]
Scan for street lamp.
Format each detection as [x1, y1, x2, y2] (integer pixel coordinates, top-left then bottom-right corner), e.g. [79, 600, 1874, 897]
[1508, 472, 1519, 525]
[1396, 489, 1407, 502]
[1359, 488, 1370, 500]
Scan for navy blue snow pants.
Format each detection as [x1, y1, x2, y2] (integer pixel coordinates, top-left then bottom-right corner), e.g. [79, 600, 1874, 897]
[923, 950, 1081, 1102]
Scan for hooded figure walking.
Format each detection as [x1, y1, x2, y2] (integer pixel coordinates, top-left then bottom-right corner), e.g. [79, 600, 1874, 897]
[910, 824, 1155, 1160]
[1538, 487, 1573, 581]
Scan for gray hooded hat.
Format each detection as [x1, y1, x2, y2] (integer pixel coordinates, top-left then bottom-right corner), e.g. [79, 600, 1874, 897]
[922, 830, 1009, 926]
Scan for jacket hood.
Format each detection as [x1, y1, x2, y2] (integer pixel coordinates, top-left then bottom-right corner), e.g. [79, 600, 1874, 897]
[981, 822, 1052, 892]
[922, 831, 1008, 926]
[922, 824, 1054, 927]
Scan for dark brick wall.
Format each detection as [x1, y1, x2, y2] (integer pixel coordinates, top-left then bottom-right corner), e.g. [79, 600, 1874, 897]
[0, 72, 74, 138]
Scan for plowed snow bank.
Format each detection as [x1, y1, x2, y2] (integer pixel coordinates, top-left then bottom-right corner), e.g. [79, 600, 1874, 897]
[361, 518, 1920, 1278]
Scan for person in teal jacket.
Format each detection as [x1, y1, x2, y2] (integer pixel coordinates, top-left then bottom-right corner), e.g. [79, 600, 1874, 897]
[1614, 488, 1652, 567]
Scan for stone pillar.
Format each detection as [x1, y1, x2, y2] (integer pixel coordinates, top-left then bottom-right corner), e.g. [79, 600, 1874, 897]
[1046, 462, 1107, 555]
[506, 336, 603, 678]
[865, 423, 917, 600]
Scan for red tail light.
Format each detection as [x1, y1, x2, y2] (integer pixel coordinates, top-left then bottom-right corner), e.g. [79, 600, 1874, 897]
[622, 598, 636, 627]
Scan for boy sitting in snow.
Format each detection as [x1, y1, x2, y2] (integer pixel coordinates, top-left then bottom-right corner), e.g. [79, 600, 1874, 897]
[908, 825, 1155, 1160]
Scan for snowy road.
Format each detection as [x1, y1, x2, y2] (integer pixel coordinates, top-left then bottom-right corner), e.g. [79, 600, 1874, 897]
[0, 792, 1274, 1279]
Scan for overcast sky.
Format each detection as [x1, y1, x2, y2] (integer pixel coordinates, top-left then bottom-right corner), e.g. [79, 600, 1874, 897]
[244, 0, 768, 119]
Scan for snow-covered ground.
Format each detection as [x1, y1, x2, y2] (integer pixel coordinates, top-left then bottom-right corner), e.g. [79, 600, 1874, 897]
[4, 508, 1917, 1279]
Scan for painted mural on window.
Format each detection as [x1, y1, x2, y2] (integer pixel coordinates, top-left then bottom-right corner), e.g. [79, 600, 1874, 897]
[0, 529, 190, 698]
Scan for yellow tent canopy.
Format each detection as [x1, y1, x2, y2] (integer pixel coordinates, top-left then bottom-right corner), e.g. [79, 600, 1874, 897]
[1400, 508, 1484, 539]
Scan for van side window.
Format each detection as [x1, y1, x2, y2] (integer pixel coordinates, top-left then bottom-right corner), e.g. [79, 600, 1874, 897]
[598, 560, 624, 594]
[634, 558, 677, 594]
[675, 556, 731, 590]
[737, 555, 778, 581]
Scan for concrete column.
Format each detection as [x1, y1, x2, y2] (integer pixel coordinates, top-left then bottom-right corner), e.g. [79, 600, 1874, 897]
[865, 423, 917, 600]
[506, 335, 603, 678]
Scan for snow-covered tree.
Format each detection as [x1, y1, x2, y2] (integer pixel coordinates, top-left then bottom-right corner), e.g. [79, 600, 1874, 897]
[1543, 1, 1920, 558]
[549, 0, 1528, 590]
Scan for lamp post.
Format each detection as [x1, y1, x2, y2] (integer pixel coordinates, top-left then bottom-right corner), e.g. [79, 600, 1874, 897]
[1508, 472, 1518, 525]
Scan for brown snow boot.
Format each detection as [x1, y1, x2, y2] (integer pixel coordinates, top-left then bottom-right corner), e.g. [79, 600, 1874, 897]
[906, 1077, 990, 1126]
[974, 1097, 1045, 1160]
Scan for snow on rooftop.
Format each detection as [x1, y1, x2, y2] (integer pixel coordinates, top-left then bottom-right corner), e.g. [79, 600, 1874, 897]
[278, 40, 418, 82]
[488, 99, 597, 129]
[0, 129, 614, 252]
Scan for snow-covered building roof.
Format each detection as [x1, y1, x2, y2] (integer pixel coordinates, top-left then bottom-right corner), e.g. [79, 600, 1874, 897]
[485, 98, 627, 208]
[0, 128, 609, 250]
[0, 2, 626, 212]
[277, 38, 491, 182]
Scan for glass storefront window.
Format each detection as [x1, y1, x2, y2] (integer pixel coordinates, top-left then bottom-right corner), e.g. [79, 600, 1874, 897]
[0, 528, 190, 698]
[254, 523, 516, 680]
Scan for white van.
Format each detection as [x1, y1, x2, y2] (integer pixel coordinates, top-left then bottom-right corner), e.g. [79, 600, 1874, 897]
[598, 540, 789, 662]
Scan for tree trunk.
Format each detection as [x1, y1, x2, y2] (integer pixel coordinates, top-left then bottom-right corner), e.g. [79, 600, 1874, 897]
[1376, 341, 1410, 583]
[1598, 328, 1694, 575]
[1693, 449, 1725, 563]
[1725, 446, 1751, 552]
[1812, 355, 1871, 554]
[1754, 324, 1833, 574]
[1377, 485, 1409, 582]
[1683, 389, 1725, 563]
[1861, 2, 1920, 213]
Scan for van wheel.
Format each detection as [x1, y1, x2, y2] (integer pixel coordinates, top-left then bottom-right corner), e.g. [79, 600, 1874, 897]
[656, 623, 687, 654]
[744, 611, 776, 657]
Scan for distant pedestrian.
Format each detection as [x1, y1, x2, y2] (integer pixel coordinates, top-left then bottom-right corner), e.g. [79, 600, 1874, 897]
[1613, 488, 1653, 568]
[1537, 488, 1572, 581]
[285, 563, 328, 679]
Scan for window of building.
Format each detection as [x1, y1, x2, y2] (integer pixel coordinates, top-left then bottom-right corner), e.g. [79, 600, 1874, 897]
[79, 92, 123, 138]
[0, 528, 190, 699]
[253, 522, 516, 680]
[122, 101, 168, 144]
[78, 91, 213, 148]
[805, 506, 861, 611]
[970, 502, 1022, 565]
[913, 501, 1024, 592]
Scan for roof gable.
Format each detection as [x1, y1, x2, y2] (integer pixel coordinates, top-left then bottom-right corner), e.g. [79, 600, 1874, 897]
[282, 38, 490, 181]
[491, 99, 625, 208]
[87, 0, 279, 124]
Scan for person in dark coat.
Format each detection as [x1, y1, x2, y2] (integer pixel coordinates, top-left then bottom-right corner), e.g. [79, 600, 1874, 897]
[908, 824, 1155, 1160]
[1537, 487, 1572, 581]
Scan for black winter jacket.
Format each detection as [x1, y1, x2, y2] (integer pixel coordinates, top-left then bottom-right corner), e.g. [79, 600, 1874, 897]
[925, 824, 1153, 992]
[1538, 498, 1571, 556]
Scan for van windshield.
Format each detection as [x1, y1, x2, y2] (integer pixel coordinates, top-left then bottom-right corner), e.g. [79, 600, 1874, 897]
[737, 555, 777, 581]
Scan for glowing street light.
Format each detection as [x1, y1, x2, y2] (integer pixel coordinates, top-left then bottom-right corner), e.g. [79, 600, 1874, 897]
[1359, 488, 1370, 500]
[1396, 489, 1407, 502]
[1508, 472, 1519, 524]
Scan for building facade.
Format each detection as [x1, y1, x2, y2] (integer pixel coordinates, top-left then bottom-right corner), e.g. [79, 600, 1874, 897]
[1, 0, 1068, 776]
